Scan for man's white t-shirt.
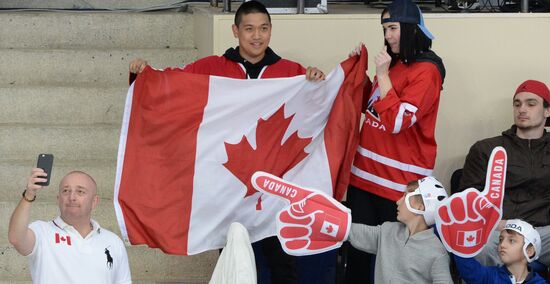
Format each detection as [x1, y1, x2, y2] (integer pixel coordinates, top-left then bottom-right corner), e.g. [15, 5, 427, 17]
[28, 216, 132, 284]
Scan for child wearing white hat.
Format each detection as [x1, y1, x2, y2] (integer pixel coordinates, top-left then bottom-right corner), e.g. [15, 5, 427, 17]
[454, 219, 546, 283]
[349, 176, 452, 283]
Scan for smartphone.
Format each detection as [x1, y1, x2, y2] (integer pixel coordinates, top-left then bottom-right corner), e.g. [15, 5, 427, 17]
[36, 154, 54, 186]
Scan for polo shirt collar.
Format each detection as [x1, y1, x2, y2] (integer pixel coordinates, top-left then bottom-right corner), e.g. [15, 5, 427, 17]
[53, 216, 101, 235]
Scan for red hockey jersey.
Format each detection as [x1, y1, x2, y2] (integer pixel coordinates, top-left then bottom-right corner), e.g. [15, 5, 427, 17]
[350, 59, 443, 202]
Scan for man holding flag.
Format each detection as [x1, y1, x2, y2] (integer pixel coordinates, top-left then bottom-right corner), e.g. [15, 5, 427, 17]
[129, 1, 325, 82]
[124, 1, 365, 283]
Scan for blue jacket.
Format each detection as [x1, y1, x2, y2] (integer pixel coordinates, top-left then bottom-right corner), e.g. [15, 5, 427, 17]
[454, 255, 547, 284]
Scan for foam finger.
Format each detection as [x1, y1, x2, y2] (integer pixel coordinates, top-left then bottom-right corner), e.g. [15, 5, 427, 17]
[481, 147, 507, 209]
[284, 239, 309, 251]
[450, 196, 466, 222]
[280, 226, 310, 239]
[251, 171, 312, 204]
[438, 204, 452, 223]
[279, 210, 312, 225]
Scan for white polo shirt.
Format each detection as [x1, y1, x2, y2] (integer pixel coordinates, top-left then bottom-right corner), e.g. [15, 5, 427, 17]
[28, 216, 132, 284]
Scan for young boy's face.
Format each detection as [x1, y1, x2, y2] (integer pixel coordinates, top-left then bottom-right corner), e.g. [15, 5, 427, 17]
[232, 12, 272, 64]
[498, 230, 526, 265]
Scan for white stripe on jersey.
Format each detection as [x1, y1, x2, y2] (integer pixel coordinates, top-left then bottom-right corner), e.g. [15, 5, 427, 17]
[356, 146, 433, 176]
[351, 165, 407, 192]
[393, 102, 418, 133]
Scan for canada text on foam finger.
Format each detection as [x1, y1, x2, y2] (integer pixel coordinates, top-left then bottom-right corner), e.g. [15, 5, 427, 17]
[487, 157, 505, 200]
[260, 177, 299, 200]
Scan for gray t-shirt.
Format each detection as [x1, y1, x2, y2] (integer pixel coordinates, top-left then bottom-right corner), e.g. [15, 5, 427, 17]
[349, 222, 452, 284]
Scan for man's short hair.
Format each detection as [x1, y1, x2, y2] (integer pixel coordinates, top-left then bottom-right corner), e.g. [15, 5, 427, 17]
[234, 0, 271, 26]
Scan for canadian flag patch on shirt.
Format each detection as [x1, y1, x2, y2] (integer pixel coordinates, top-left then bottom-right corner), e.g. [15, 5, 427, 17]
[55, 233, 72, 246]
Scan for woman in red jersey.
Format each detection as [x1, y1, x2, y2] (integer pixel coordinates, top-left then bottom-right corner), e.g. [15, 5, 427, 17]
[345, 0, 446, 283]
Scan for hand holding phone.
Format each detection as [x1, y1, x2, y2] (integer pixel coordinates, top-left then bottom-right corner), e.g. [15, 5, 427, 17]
[36, 154, 54, 186]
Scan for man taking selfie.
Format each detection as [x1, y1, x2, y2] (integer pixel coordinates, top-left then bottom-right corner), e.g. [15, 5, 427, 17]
[8, 167, 132, 284]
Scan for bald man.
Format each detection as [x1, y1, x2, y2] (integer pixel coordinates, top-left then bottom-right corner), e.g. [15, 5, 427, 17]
[8, 169, 132, 284]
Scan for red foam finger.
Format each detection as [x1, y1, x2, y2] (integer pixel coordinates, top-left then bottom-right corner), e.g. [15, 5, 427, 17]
[465, 191, 480, 219]
[438, 204, 452, 223]
[450, 197, 466, 222]
[280, 226, 309, 239]
[285, 239, 309, 250]
[290, 196, 333, 219]
[279, 210, 312, 225]
[306, 194, 337, 209]
[481, 147, 507, 209]
[251, 171, 312, 204]
[475, 196, 499, 224]
[308, 240, 334, 250]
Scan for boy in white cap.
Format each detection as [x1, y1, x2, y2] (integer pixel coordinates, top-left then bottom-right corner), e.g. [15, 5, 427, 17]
[348, 177, 453, 283]
[454, 219, 546, 283]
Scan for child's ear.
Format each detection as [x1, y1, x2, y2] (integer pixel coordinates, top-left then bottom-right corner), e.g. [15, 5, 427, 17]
[414, 203, 424, 211]
[527, 244, 536, 258]
[414, 199, 425, 212]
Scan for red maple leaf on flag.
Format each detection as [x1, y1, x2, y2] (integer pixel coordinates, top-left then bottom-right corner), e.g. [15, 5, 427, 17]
[466, 235, 475, 242]
[223, 105, 312, 209]
[326, 225, 334, 234]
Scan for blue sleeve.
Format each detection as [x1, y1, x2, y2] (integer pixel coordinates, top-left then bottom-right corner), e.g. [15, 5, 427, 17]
[453, 255, 492, 284]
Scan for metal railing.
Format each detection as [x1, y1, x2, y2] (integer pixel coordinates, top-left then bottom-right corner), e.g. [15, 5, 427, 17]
[210, 0, 310, 14]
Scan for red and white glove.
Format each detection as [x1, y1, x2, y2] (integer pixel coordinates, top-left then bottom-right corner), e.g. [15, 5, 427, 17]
[435, 146, 507, 257]
[251, 171, 351, 256]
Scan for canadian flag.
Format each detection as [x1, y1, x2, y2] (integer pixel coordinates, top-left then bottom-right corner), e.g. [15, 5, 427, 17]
[457, 229, 482, 247]
[55, 233, 72, 246]
[320, 219, 339, 238]
[114, 50, 367, 255]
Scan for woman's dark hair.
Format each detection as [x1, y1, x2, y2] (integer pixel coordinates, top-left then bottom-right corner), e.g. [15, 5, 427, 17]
[234, 1, 271, 26]
[382, 9, 432, 67]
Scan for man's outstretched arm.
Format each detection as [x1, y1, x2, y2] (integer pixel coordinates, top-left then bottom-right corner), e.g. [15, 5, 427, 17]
[8, 168, 47, 256]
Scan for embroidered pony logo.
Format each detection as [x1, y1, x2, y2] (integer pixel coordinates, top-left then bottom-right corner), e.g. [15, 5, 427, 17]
[105, 247, 113, 269]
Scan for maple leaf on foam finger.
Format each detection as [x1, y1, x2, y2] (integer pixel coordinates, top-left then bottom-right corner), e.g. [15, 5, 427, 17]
[223, 105, 312, 208]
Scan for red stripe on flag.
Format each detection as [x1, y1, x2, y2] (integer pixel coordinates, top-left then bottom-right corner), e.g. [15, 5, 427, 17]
[118, 67, 209, 255]
[324, 47, 368, 200]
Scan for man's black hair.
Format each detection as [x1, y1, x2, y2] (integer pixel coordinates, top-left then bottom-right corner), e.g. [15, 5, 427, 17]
[234, 1, 271, 26]
[382, 9, 432, 67]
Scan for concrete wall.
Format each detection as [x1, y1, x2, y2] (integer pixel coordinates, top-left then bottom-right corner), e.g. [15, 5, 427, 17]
[194, 7, 550, 188]
[0, 10, 217, 283]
